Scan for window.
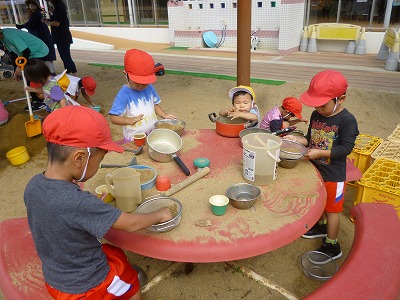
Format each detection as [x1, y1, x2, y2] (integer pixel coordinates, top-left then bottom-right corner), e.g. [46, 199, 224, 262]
[258, 2, 262, 7]
[221, 3, 225, 8]
[210, 3, 214, 8]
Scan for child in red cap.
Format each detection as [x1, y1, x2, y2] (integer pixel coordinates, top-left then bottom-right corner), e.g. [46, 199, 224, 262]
[59, 73, 97, 106]
[109, 48, 177, 142]
[24, 106, 172, 299]
[285, 70, 359, 262]
[260, 96, 307, 133]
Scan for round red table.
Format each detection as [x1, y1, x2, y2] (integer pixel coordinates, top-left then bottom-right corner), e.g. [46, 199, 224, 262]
[105, 129, 326, 262]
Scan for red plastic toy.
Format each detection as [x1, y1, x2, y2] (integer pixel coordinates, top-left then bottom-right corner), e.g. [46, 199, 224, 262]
[154, 63, 165, 76]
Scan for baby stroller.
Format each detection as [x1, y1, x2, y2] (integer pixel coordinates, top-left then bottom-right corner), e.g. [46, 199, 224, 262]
[0, 45, 14, 79]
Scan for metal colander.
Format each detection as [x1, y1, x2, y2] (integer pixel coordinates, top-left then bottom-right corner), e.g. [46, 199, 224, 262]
[136, 197, 182, 232]
[280, 139, 307, 159]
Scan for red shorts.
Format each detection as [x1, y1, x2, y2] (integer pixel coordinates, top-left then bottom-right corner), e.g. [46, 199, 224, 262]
[45, 244, 140, 300]
[324, 181, 345, 213]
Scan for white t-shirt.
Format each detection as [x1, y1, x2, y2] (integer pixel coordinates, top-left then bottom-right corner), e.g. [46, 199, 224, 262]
[109, 84, 161, 142]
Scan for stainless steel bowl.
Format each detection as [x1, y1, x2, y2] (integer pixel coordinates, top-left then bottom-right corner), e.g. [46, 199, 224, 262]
[226, 183, 261, 209]
[136, 197, 182, 232]
[154, 119, 186, 136]
[278, 157, 300, 169]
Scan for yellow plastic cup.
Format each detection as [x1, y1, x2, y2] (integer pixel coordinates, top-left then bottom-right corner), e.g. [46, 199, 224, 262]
[95, 184, 114, 203]
[6, 146, 30, 166]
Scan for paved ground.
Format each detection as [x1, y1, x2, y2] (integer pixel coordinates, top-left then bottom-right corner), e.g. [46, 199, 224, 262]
[70, 31, 400, 93]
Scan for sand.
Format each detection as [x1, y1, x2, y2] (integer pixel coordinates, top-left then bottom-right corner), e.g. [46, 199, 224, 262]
[0, 59, 399, 299]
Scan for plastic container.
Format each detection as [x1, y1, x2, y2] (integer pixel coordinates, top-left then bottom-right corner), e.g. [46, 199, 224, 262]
[347, 134, 383, 174]
[209, 195, 229, 216]
[371, 140, 400, 162]
[203, 31, 218, 48]
[355, 158, 400, 216]
[242, 133, 282, 185]
[387, 124, 400, 143]
[90, 105, 101, 112]
[6, 146, 30, 166]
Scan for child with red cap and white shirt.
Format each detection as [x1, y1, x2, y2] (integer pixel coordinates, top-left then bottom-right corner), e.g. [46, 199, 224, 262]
[109, 48, 177, 142]
[24, 106, 173, 299]
[57, 74, 97, 106]
[260, 96, 307, 133]
[285, 70, 359, 262]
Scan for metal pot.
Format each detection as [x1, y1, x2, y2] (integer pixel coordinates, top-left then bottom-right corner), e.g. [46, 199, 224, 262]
[147, 128, 190, 176]
[208, 112, 257, 138]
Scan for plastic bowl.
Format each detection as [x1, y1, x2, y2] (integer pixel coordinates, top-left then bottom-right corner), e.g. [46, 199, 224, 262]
[226, 183, 261, 210]
[154, 119, 186, 136]
[127, 165, 157, 190]
[136, 197, 182, 232]
[90, 105, 101, 112]
[6, 146, 30, 166]
[280, 139, 307, 159]
[203, 31, 218, 48]
[301, 251, 338, 281]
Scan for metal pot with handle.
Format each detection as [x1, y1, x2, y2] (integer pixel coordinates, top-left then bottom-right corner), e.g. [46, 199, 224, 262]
[208, 112, 257, 138]
[147, 128, 191, 176]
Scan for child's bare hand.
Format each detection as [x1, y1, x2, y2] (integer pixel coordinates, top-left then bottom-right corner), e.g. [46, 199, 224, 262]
[305, 149, 320, 160]
[164, 114, 177, 119]
[25, 86, 33, 93]
[300, 118, 309, 124]
[157, 207, 173, 223]
[228, 110, 243, 119]
[128, 114, 144, 125]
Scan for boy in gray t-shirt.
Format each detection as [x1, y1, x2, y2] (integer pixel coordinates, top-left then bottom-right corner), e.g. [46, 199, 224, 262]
[24, 106, 172, 299]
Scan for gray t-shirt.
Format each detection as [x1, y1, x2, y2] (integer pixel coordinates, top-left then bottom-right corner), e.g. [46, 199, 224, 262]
[24, 174, 122, 294]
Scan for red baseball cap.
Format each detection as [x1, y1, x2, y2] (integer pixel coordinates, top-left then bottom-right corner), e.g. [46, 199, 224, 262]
[282, 97, 303, 120]
[124, 49, 156, 85]
[82, 76, 96, 96]
[43, 106, 123, 153]
[300, 70, 348, 107]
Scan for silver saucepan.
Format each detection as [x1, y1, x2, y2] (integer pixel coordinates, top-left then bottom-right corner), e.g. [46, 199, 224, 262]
[147, 128, 191, 176]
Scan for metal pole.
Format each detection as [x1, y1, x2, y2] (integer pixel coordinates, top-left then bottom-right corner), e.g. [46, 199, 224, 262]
[237, 0, 251, 86]
[127, 0, 134, 26]
[336, 0, 341, 23]
[369, 0, 376, 28]
[383, 0, 393, 28]
[11, 0, 19, 24]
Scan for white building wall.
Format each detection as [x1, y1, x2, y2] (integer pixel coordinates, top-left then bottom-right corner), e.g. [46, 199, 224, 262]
[279, 3, 305, 52]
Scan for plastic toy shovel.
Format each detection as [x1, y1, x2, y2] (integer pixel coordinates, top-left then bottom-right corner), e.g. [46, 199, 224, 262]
[15, 57, 42, 137]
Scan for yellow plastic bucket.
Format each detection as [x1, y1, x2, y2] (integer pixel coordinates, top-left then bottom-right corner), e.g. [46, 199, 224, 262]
[6, 146, 30, 166]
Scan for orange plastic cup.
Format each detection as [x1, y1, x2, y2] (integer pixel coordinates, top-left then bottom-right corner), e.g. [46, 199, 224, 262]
[134, 133, 146, 147]
[156, 175, 172, 191]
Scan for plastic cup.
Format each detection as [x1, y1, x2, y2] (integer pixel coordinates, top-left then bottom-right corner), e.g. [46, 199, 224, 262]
[209, 195, 229, 216]
[134, 133, 146, 147]
[156, 175, 172, 191]
[95, 184, 114, 203]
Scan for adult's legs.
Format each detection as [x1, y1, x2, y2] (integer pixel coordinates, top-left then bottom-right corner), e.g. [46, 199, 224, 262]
[56, 43, 77, 74]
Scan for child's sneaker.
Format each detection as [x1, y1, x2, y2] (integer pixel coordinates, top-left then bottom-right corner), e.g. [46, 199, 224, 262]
[310, 238, 342, 264]
[302, 222, 327, 239]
